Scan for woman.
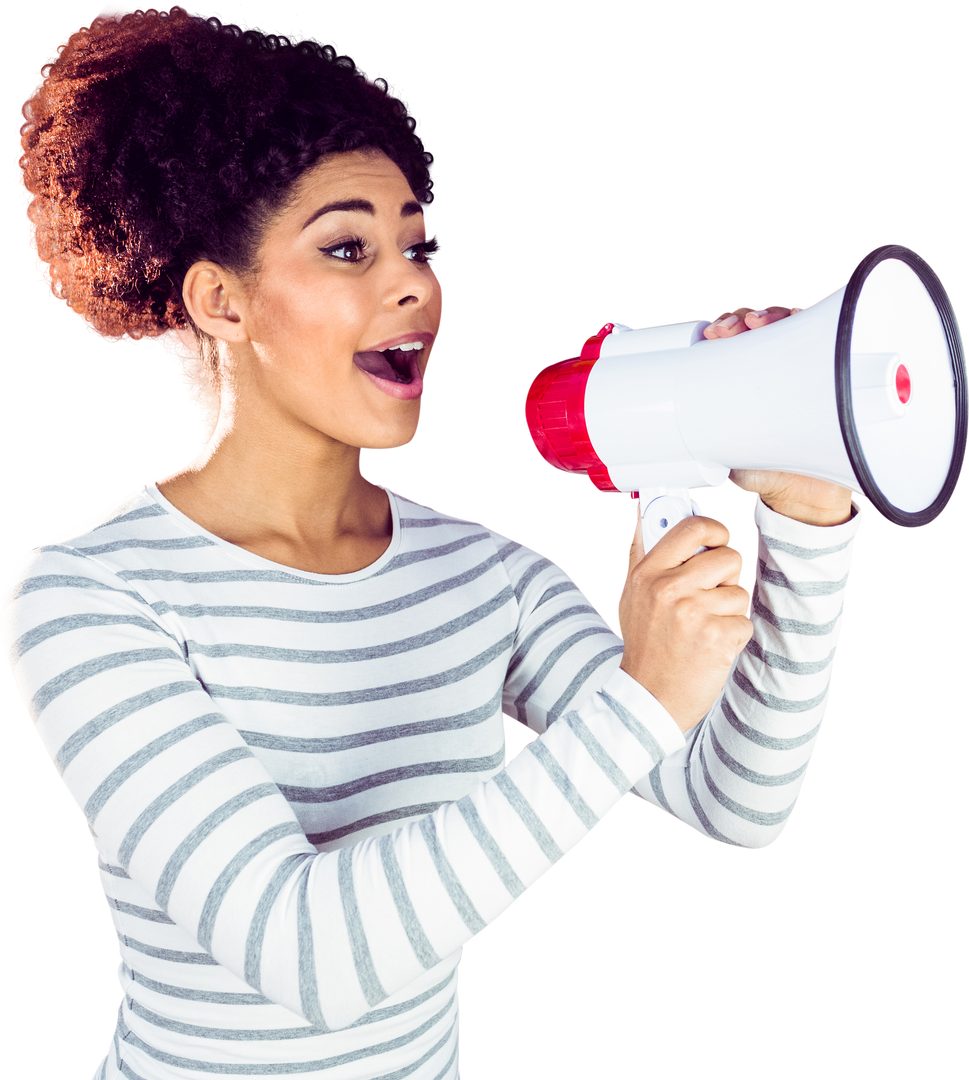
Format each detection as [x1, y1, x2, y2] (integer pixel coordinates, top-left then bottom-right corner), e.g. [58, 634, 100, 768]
[8, 9, 856, 1079]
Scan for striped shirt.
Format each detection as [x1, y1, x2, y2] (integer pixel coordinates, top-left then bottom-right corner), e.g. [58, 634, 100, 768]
[4, 485, 858, 1080]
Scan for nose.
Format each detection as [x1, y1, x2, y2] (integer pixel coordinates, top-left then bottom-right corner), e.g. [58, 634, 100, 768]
[386, 252, 436, 309]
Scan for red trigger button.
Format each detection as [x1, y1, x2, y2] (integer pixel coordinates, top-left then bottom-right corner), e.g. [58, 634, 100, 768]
[579, 323, 616, 361]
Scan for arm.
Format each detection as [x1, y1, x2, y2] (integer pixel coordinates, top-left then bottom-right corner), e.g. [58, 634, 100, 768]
[498, 501, 858, 848]
[4, 544, 684, 1031]
[633, 499, 858, 846]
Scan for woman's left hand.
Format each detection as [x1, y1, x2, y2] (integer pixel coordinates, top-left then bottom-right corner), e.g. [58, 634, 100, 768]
[703, 306, 854, 527]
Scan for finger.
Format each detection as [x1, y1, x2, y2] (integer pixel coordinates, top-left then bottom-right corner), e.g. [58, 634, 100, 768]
[701, 582, 750, 617]
[644, 515, 730, 570]
[673, 543, 743, 589]
[703, 308, 753, 340]
[628, 503, 646, 574]
[743, 302, 790, 326]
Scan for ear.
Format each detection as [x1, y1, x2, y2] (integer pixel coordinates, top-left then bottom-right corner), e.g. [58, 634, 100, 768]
[181, 261, 248, 343]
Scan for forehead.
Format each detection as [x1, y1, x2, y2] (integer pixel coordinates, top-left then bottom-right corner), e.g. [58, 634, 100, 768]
[288, 151, 417, 218]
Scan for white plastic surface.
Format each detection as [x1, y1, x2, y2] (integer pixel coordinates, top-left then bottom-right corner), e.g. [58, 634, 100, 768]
[583, 265, 959, 515]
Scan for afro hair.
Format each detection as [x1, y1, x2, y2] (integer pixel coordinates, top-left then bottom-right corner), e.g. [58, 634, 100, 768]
[20, 7, 434, 338]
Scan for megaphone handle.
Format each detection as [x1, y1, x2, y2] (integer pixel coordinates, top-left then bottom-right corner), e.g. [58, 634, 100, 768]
[638, 488, 706, 553]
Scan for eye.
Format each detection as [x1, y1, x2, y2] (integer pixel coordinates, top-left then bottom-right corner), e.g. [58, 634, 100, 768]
[324, 230, 445, 265]
[403, 236, 440, 263]
[319, 237, 368, 263]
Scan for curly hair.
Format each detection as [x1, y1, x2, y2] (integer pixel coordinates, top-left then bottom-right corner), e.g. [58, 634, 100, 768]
[20, 7, 434, 341]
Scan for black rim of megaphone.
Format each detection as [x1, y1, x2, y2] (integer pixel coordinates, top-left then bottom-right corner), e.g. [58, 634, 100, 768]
[835, 244, 968, 527]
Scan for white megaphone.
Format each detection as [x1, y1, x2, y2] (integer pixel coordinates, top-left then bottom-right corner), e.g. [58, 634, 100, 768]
[526, 245, 967, 548]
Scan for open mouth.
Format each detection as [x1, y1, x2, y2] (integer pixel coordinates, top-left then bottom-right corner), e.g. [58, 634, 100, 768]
[352, 341, 425, 385]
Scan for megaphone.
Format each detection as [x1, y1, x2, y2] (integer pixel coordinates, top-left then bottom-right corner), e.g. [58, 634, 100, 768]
[526, 245, 967, 546]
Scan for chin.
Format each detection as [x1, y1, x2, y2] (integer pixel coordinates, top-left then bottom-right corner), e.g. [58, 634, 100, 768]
[367, 430, 419, 450]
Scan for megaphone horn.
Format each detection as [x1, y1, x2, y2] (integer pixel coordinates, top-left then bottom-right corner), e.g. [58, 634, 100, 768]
[526, 245, 967, 544]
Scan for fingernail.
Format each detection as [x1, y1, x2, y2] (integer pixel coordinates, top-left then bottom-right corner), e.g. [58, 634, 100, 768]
[718, 314, 739, 329]
[751, 309, 769, 318]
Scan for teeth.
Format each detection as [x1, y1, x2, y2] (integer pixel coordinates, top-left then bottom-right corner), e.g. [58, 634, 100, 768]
[388, 340, 425, 352]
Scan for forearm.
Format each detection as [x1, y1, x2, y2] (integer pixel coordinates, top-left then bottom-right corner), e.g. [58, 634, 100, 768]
[633, 499, 859, 846]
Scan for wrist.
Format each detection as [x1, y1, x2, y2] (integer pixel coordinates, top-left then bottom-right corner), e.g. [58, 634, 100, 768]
[760, 495, 853, 527]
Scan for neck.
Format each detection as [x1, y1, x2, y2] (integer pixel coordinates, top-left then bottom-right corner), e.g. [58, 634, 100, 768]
[157, 401, 384, 552]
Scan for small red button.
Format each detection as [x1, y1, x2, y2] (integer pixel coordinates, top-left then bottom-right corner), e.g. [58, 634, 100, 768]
[895, 364, 911, 404]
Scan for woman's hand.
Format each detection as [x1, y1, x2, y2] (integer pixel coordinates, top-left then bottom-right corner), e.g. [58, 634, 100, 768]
[703, 305, 854, 527]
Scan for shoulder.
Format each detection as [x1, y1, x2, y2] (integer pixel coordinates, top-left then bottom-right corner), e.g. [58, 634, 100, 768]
[389, 491, 573, 604]
[9, 488, 209, 584]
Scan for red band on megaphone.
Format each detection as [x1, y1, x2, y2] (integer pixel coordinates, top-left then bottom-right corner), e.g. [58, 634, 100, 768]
[525, 317, 622, 492]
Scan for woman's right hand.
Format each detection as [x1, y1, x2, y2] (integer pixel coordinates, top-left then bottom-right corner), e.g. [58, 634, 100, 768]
[618, 514, 753, 733]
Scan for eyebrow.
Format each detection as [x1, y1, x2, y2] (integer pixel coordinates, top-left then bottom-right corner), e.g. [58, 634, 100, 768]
[301, 198, 424, 231]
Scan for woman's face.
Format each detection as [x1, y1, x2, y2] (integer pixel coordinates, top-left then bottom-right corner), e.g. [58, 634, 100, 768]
[227, 150, 442, 450]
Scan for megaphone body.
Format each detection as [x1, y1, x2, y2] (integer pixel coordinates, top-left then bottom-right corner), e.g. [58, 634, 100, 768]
[526, 246, 967, 545]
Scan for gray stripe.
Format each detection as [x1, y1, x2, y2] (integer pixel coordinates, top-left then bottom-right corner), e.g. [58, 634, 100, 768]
[733, 669, 829, 713]
[280, 748, 504, 805]
[374, 1020, 457, 1080]
[708, 726, 808, 787]
[12, 612, 177, 660]
[296, 860, 325, 1028]
[241, 688, 502, 755]
[721, 696, 821, 751]
[762, 533, 852, 558]
[70, 537, 219, 557]
[356, 537, 499, 596]
[117, 746, 253, 867]
[99, 501, 167, 527]
[418, 817, 486, 933]
[118, 934, 218, 965]
[373, 529, 488, 574]
[85, 715, 224, 822]
[598, 688, 666, 765]
[31, 646, 183, 716]
[525, 578, 587, 613]
[526, 741, 598, 830]
[206, 633, 514, 709]
[456, 796, 525, 898]
[196, 822, 305, 951]
[432, 1028, 462, 1080]
[647, 765, 673, 814]
[565, 711, 631, 793]
[506, 604, 598, 678]
[245, 853, 312, 992]
[123, 963, 271, 1005]
[115, 998, 456, 1074]
[94, 851, 129, 876]
[505, 550, 551, 603]
[545, 645, 625, 725]
[8, 570, 155, 604]
[752, 584, 842, 636]
[493, 771, 563, 863]
[103, 894, 176, 928]
[758, 559, 848, 597]
[59, 686, 209, 773]
[378, 834, 441, 969]
[123, 962, 454, 1023]
[186, 586, 514, 667]
[744, 638, 835, 676]
[399, 515, 474, 528]
[699, 741, 795, 828]
[513, 628, 617, 716]
[124, 540, 488, 591]
[683, 763, 739, 846]
[308, 803, 447, 842]
[338, 846, 388, 1006]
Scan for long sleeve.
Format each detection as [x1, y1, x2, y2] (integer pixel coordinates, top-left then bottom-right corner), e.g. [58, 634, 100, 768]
[633, 500, 858, 845]
[4, 540, 684, 1034]
[500, 499, 859, 848]
[5, 485, 858, 1080]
